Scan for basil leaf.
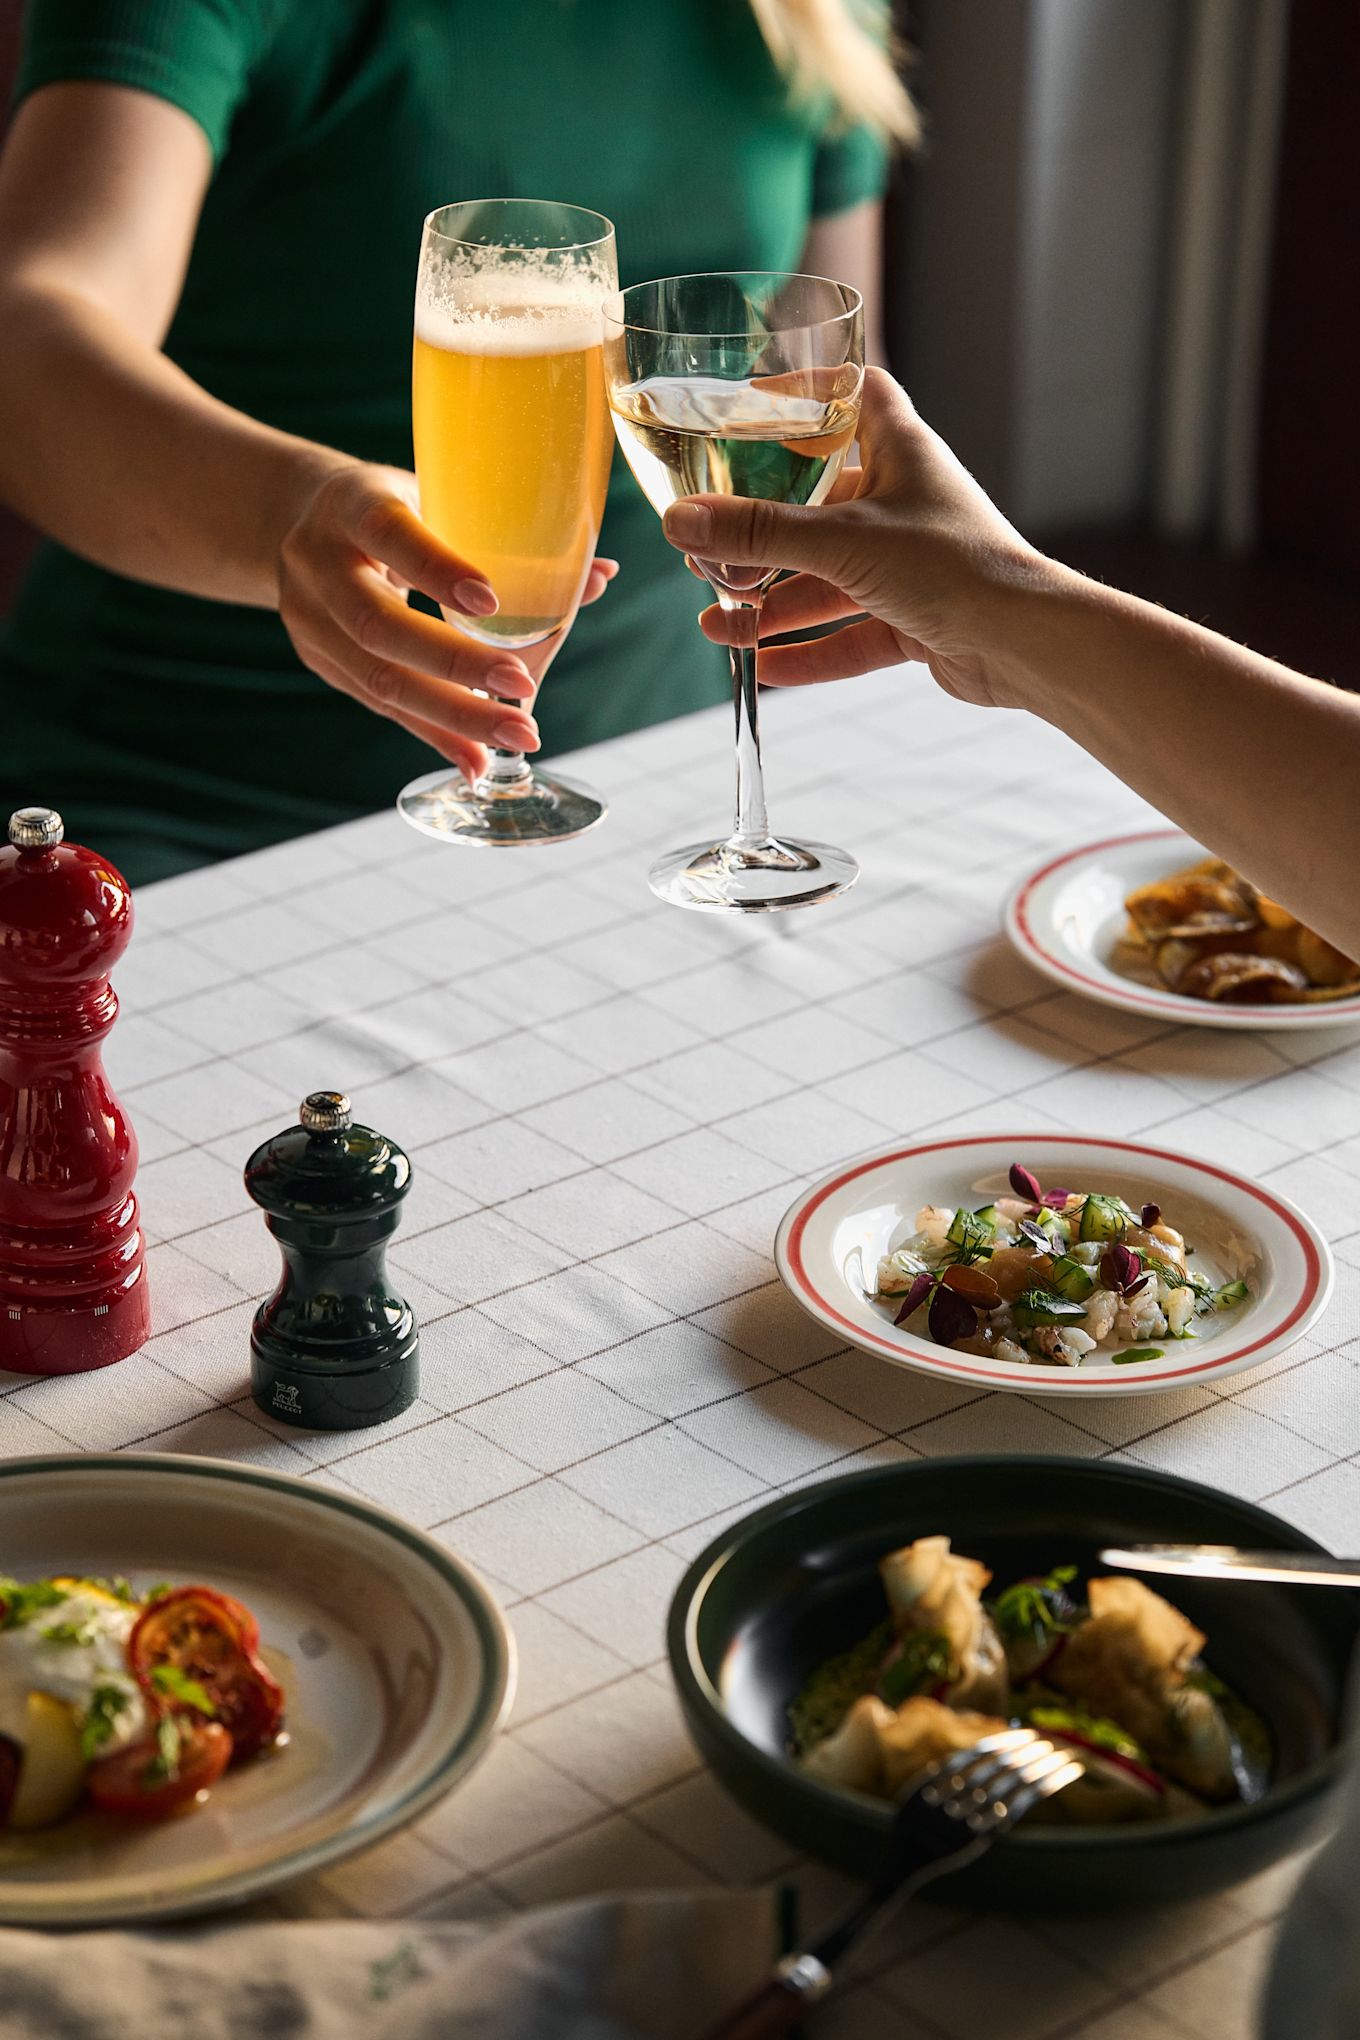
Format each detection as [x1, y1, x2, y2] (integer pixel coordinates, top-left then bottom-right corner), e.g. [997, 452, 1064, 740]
[81, 1683, 132, 1760]
[149, 1664, 216, 1716]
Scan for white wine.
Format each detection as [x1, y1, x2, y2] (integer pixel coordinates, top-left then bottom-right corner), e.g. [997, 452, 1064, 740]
[608, 374, 859, 522]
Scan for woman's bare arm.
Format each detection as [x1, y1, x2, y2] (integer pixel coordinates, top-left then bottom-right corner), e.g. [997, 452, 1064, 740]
[661, 369, 1360, 959]
[0, 82, 597, 774]
[800, 201, 888, 366]
[0, 84, 333, 603]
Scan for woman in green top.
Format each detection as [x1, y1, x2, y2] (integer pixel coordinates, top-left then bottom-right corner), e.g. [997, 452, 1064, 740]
[0, 1, 913, 881]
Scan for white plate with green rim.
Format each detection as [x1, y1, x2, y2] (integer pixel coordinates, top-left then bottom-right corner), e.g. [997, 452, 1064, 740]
[0, 1453, 514, 1925]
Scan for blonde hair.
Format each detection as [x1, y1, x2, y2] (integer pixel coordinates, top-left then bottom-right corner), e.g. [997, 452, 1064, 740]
[748, 0, 919, 145]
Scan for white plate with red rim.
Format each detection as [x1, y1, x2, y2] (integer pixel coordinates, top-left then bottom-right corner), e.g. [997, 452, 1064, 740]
[773, 1133, 1332, 1396]
[1003, 828, 1360, 1030]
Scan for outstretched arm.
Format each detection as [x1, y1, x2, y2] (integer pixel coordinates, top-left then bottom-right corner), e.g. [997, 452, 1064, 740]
[663, 369, 1360, 959]
[0, 83, 617, 778]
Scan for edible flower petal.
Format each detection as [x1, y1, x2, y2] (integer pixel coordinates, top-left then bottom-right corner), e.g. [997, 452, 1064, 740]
[928, 1282, 978, 1347]
[1141, 1202, 1162, 1228]
[1101, 1242, 1145, 1295]
[1039, 1187, 1073, 1209]
[894, 1271, 935, 1325]
[1017, 1219, 1051, 1251]
[1008, 1164, 1043, 1204]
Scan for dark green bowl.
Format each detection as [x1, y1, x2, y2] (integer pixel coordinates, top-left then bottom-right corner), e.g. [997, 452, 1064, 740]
[668, 1457, 1356, 1912]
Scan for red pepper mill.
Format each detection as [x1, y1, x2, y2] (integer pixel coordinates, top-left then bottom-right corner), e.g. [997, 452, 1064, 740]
[0, 808, 151, 1373]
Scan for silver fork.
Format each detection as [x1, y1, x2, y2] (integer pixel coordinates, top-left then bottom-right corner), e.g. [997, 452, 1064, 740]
[698, 1728, 1084, 2040]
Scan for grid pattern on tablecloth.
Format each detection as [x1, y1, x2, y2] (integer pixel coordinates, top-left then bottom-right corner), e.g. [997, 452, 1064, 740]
[5, 667, 1359, 2038]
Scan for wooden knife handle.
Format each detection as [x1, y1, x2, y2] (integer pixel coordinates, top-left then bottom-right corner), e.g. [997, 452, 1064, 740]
[697, 1954, 832, 2040]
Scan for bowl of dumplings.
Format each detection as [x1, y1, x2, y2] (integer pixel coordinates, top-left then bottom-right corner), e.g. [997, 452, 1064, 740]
[667, 1457, 1356, 1910]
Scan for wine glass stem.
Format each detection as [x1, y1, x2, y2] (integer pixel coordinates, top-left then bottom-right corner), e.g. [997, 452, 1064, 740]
[724, 594, 770, 851]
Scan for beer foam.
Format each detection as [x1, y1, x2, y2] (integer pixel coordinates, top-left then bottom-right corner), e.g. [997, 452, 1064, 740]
[416, 274, 605, 356]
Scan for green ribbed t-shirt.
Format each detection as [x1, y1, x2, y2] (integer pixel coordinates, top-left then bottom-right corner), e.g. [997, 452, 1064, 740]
[3, 0, 887, 880]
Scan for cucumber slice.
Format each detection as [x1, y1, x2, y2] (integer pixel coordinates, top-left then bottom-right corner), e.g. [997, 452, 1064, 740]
[1214, 1279, 1249, 1308]
[1012, 1286, 1089, 1330]
[972, 1204, 1001, 1228]
[947, 1206, 995, 1250]
[1078, 1194, 1128, 1243]
[1049, 1254, 1096, 1303]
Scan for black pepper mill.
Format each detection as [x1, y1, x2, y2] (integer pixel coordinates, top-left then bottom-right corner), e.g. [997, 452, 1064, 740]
[245, 1090, 419, 1429]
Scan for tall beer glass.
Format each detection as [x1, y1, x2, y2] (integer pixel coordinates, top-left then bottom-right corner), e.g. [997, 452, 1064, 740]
[399, 200, 617, 846]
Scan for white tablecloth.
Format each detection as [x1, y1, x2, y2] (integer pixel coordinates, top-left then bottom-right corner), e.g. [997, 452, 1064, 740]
[6, 666, 1358, 2039]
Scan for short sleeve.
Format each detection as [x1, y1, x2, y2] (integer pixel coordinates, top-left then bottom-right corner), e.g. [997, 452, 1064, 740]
[14, 0, 274, 161]
[810, 122, 890, 218]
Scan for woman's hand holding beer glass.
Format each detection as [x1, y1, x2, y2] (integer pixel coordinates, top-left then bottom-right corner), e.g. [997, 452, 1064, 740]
[276, 456, 617, 788]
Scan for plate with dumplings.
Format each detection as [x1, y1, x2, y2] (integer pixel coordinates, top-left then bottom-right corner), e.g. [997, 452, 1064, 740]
[1004, 828, 1360, 1029]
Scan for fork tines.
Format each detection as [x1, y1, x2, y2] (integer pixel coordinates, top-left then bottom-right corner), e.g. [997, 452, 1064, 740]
[919, 1726, 1086, 1834]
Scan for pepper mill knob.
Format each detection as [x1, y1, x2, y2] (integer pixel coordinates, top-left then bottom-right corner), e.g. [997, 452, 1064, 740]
[299, 1090, 352, 1134]
[244, 1093, 419, 1430]
[9, 807, 65, 850]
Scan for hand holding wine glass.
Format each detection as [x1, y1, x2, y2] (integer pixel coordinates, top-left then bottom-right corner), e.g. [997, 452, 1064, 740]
[659, 366, 1045, 713]
[656, 364, 1360, 968]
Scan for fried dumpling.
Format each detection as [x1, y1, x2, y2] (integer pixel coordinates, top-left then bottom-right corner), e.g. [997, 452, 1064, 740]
[1050, 1577, 1236, 1799]
[1125, 869, 1257, 942]
[876, 1698, 1010, 1799]
[801, 1692, 1011, 1801]
[879, 1536, 1009, 1713]
[1174, 953, 1308, 1004]
[800, 1694, 895, 1795]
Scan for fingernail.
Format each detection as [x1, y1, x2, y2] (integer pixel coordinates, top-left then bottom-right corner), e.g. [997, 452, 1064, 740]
[453, 578, 498, 616]
[487, 662, 535, 700]
[492, 719, 538, 751]
[663, 502, 711, 548]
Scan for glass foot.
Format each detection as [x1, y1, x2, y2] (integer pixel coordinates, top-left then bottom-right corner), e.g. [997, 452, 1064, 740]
[648, 835, 859, 913]
[398, 765, 606, 847]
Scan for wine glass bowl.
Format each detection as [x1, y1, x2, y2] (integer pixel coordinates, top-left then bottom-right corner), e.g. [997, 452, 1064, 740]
[604, 272, 864, 911]
[398, 198, 617, 849]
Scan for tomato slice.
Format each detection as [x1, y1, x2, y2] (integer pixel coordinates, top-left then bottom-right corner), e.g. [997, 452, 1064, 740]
[137, 1584, 261, 1656]
[86, 1719, 233, 1820]
[129, 1587, 284, 1760]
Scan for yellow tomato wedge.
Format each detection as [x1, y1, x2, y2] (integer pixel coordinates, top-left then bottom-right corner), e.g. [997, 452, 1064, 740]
[49, 1577, 130, 1608]
[8, 1692, 86, 1830]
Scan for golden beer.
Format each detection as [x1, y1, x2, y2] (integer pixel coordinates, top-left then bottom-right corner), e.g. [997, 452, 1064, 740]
[413, 294, 613, 648]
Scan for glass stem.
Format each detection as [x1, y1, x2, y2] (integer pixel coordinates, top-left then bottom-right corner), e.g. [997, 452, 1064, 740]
[722, 593, 770, 851]
[479, 696, 532, 793]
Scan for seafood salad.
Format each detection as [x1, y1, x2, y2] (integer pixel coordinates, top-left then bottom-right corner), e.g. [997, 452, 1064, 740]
[792, 1536, 1269, 1825]
[872, 1162, 1250, 1367]
[1117, 856, 1360, 1005]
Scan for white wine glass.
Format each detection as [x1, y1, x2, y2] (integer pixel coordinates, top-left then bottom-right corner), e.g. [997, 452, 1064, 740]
[399, 198, 617, 847]
[603, 272, 863, 911]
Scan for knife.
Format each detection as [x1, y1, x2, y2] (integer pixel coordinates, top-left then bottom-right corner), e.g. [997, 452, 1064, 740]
[1101, 1544, 1360, 1587]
